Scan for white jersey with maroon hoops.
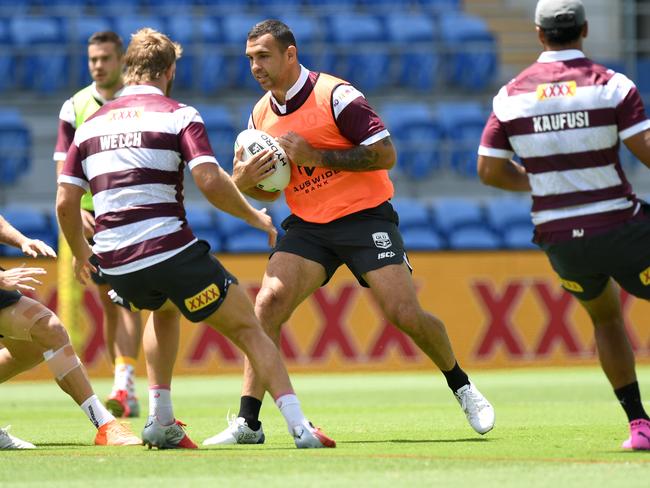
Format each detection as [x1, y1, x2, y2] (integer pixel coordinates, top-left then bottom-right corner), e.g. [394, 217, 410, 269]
[59, 85, 218, 275]
[479, 50, 650, 236]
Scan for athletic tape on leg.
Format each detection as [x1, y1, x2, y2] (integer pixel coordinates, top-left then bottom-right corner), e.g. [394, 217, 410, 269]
[43, 343, 81, 381]
[0, 297, 53, 341]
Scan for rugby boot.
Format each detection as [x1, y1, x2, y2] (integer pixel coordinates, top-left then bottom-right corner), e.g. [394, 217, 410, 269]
[454, 382, 495, 435]
[0, 425, 35, 449]
[622, 418, 650, 450]
[202, 415, 265, 446]
[142, 415, 198, 449]
[94, 420, 141, 446]
[292, 419, 336, 448]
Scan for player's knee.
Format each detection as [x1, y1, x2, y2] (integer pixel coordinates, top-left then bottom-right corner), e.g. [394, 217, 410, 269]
[30, 316, 70, 352]
[385, 301, 422, 330]
[255, 286, 290, 329]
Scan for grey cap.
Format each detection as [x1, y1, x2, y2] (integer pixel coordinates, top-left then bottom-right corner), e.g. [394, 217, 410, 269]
[535, 0, 586, 29]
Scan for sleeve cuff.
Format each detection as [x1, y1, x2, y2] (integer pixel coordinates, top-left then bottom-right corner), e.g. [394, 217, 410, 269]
[187, 155, 219, 170]
[53, 152, 67, 162]
[620, 119, 650, 141]
[361, 129, 390, 146]
[57, 175, 89, 191]
[478, 145, 515, 159]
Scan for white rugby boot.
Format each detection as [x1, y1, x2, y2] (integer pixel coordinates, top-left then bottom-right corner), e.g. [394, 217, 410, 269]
[202, 415, 265, 446]
[292, 419, 336, 448]
[454, 382, 495, 434]
[141, 416, 197, 449]
[0, 425, 36, 449]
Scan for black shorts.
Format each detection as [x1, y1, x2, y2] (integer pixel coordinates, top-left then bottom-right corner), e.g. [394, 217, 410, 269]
[0, 289, 21, 311]
[275, 201, 410, 287]
[104, 240, 238, 323]
[89, 253, 108, 286]
[538, 206, 650, 301]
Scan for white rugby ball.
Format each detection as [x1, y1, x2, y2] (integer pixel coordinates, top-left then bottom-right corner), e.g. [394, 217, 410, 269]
[234, 129, 291, 192]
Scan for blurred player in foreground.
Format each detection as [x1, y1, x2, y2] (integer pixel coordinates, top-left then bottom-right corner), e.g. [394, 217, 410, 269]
[204, 19, 494, 447]
[54, 30, 142, 418]
[57, 28, 335, 449]
[478, 0, 650, 450]
[0, 214, 140, 449]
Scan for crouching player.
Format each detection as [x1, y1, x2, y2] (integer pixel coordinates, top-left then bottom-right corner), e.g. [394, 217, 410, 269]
[0, 214, 141, 449]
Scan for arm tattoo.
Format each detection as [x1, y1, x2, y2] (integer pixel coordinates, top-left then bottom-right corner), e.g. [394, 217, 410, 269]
[318, 145, 382, 172]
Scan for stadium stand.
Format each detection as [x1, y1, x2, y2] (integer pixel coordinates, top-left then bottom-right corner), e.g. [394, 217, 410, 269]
[384, 13, 440, 91]
[380, 102, 443, 178]
[438, 12, 497, 90]
[194, 104, 237, 172]
[0, 109, 31, 187]
[326, 14, 390, 92]
[10, 16, 68, 94]
[0, 205, 57, 256]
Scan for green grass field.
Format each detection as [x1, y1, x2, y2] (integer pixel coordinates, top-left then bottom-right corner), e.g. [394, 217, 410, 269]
[2, 366, 649, 487]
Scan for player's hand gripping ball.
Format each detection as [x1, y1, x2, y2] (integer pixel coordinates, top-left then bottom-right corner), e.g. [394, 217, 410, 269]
[235, 129, 291, 192]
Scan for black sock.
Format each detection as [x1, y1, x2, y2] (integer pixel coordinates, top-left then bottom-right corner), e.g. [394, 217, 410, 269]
[238, 396, 262, 430]
[614, 382, 650, 422]
[442, 361, 470, 393]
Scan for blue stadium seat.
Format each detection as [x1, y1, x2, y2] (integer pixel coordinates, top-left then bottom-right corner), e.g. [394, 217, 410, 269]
[166, 15, 227, 93]
[268, 199, 291, 226]
[0, 0, 29, 15]
[223, 230, 271, 253]
[89, 0, 142, 16]
[415, 0, 461, 11]
[637, 58, 650, 97]
[483, 196, 531, 234]
[195, 104, 237, 173]
[33, 0, 88, 14]
[434, 101, 488, 176]
[438, 13, 497, 90]
[221, 14, 269, 90]
[447, 226, 500, 250]
[391, 198, 432, 231]
[0, 206, 56, 256]
[401, 227, 445, 251]
[380, 102, 443, 178]
[113, 16, 166, 49]
[430, 197, 485, 236]
[0, 18, 15, 92]
[185, 204, 221, 252]
[274, 14, 331, 73]
[0, 110, 31, 185]
[10, 17, 68, 94]
[326, 14, 390, 92]
[64, 16, 114, 87]
[304, 0, 359, 10]
[502, 224, 536, 250]
[384, 13, 440, 91]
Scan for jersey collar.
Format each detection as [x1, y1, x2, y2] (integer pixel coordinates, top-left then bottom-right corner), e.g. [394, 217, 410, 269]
[270, 65, 309, 115]
[119, 85, 165, 96]
[537, 49, 586, 63]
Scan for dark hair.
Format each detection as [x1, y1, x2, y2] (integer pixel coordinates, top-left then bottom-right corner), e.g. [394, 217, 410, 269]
[542, 24, 584, 46]
[247, 19, 296, 51]
[88, 31, 124, 55]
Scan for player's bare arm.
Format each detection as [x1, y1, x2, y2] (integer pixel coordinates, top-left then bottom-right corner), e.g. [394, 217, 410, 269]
[0, 215, 56, 258]
[277, 131, 396, 171]
[56, 183, 95, 284]
[191, 163, 278, 247]
[624, 129, 650, 168]
[477, 155, 531, 192]
[231, 146, 282, 202]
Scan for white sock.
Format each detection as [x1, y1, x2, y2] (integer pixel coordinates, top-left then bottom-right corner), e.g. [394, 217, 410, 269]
[149, 386, 174, 425]
[275, 394, 306, 432]
[81, 395, 115, 429]
[113, 357, 136, 398]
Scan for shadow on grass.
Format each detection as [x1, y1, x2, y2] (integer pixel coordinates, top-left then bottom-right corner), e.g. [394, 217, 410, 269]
[340, 438, 491, 445]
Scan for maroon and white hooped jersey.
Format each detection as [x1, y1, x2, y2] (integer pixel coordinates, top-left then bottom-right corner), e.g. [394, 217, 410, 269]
[59, 85, 218, 275]
[479, 49, 650, 238]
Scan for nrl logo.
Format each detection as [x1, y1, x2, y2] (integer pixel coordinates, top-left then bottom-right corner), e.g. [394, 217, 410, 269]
[372, 232, 392, 249]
